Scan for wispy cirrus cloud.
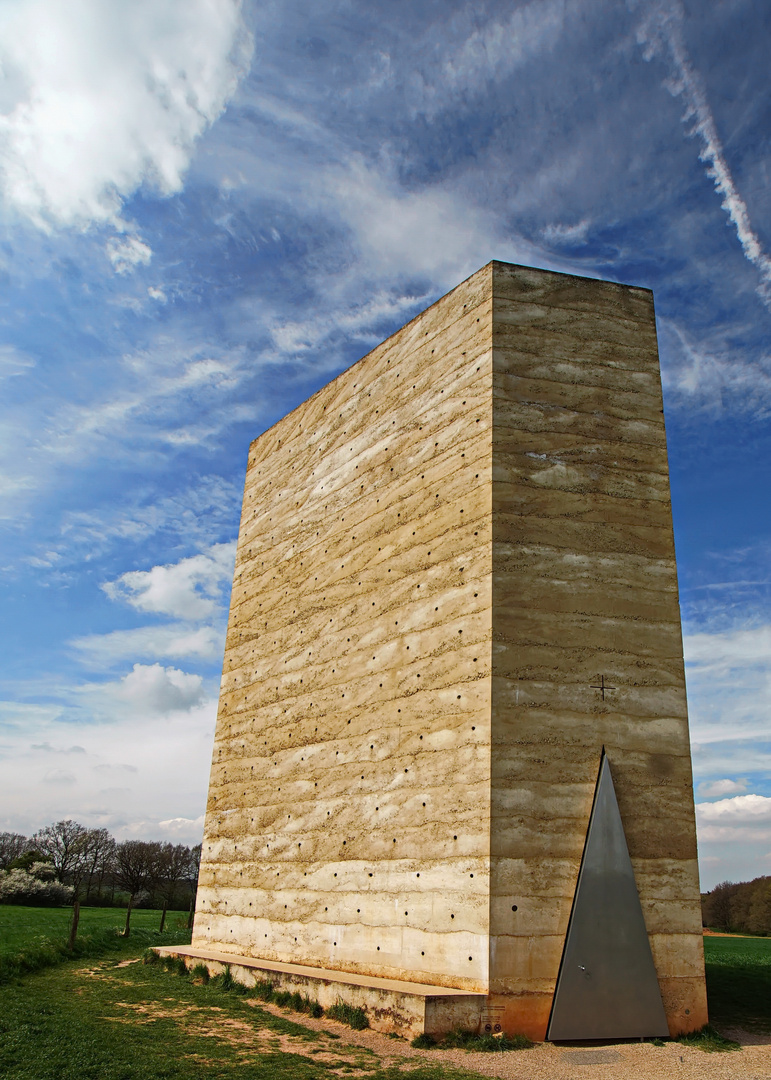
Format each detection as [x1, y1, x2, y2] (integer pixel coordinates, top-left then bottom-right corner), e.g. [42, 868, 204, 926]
[0, 344, 35, 380]
[635, 0, 771, 307]
[57, 478, 241, 557]
[657, 318, 771, 414]
[412, 0, 567, 118]
[106, 235, 153, 274]
[71, 622, 225, 668]
[43, 355, 245, 459]
[685, 623, 771, 678]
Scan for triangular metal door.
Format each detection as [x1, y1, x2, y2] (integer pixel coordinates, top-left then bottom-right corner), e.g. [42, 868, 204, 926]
[547, 754, 669, 1040]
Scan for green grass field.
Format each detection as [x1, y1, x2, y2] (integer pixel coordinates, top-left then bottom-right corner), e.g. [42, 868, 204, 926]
[0, 905, 188, 961]
[703, 934, 771, 1032]
[0, 909, 768, 1078]
[0, 942, 480, 1080]
[0, 904, 192, 985]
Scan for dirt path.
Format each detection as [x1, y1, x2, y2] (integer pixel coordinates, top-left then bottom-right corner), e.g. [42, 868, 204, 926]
[703, 930, 758, 938]
[251, 1000, 771, 1080]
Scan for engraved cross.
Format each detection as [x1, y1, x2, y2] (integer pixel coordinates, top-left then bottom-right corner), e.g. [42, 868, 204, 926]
[590, 674, 616, 701]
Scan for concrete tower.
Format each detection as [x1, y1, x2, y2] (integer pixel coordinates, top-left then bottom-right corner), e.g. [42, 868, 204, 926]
[179, 261, 707, 1041]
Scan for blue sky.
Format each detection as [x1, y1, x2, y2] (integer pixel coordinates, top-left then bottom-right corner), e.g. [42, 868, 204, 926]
[0, 0, 769, 890]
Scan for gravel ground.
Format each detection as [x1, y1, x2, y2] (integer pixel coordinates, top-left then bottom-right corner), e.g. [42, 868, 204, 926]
[257, 1001, 771, 1080]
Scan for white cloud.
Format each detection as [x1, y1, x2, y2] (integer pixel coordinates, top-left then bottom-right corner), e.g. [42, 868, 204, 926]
[106, 235, 152, 274]
[269, 289, 432, 358]
[39, 352, 246, 464]
[683, 620, 771, 758]
[103, 542, 235, 620]
[542, 219, 590, 245]
[43, 768, 77, 785]
[696, 794, 771, 848]
[0, 700, 62, 728]
[685, 623, 771, 675]
[71, 622, 224, 666]
[697, 778, 749, 799]
[158, 815, 205, 836]
[636, 0, 771, 308]
[697, 793, 771, 824]
[0, 698, 216, 841]
[0, 344, 35, 380]
[31, 742, 86, 755]
[693, 742, 771, 779]
[313, 154, 546, 293]
[109, 814, 207, 843]
[70, 542, 235, 669]
[100, 662, 206, 714]
[0, 0, 252, 230]
[327, 158, 502, 283]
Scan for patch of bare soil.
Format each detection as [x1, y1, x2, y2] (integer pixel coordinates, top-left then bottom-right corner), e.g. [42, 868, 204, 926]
[242, 1001, 771, 1080]
[703, 930, 756, 938]
[101, 964, 771, 1080]
[108, 997, 373, 1076]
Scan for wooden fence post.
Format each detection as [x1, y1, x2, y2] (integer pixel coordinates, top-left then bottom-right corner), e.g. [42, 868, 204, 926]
[123, 896, 133, 938]
[68, 900, 80, 951]
[159, 900, 167, 933]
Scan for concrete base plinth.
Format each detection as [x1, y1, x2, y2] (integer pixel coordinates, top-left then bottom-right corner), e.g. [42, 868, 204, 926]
[155, 946, 487, 1038]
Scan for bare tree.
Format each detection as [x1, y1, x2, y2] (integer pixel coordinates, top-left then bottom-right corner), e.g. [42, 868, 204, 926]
[114, 840, 162, 900]
[33, 820, 89, 885]
[114, 840, 163, 935]
[0, 832, 31, 870]
[189, 843, 202, 889]
[82, 829, 117, 902]
[156, 843, 194, 906]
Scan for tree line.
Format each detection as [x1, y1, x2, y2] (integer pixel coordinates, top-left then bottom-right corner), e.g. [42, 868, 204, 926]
[0, 820, 201, 910]
[702, 876, 771, 935]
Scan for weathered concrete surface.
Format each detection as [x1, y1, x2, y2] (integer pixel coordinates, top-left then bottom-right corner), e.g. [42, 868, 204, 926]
[157, 945, 486, 1037]
[488, 264, 706, 1038]
[195, 265, 494, 996]
[194, 261, 707, 1041]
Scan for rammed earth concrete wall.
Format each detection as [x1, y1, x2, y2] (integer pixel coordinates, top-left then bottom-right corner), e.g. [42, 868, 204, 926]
[487, 264, 706, 1036]
[194, 261, 707, 1040]
[196, 265, 495, 993]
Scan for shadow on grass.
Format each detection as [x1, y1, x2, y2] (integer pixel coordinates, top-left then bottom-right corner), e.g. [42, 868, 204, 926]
[674, 1025, 741, 1053]
[411, 1029, 533, 1052]
[704, 935, 771, 1036]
